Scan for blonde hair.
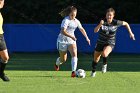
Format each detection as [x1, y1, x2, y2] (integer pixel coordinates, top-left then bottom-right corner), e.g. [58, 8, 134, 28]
[59, 6, 77, 17]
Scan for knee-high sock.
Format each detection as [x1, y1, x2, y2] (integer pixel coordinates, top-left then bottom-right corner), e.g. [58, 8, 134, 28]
[0, 59, 7, 75]
[71, 57, 78, 72]
[56, 57, 63, 66]
[103, 57, 107, 65]
[92, 61, 97, 72]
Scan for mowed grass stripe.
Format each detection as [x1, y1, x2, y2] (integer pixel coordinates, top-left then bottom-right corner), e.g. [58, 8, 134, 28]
[0, 53, 139, 93]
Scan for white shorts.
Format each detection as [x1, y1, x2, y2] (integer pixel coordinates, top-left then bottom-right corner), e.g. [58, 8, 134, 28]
[57, 41, 76, 51]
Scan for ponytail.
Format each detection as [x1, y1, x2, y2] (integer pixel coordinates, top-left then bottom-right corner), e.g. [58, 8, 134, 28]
[59, 6, 77, 17]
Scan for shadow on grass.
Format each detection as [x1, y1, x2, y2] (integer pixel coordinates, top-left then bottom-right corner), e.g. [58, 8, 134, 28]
[6, 52, 140, 72]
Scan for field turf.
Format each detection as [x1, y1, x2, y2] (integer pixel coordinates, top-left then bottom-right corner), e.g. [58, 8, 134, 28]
[0, 53, 140, 93]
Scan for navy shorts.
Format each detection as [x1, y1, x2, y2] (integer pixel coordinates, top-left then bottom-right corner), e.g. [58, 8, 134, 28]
[0, 35, 7, 51]
[95, 43, 114, 52]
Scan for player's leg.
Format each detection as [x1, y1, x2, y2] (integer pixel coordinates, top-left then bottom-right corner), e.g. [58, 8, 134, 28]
[0, 49, 10, 81]
[55, 51, 67, 71]
[68, 43, 77, 77]
[91, 51, 102, 77]
[101, 45, 113, 73]
[91, 44, 104, 77]
[55, 42, 68, 71]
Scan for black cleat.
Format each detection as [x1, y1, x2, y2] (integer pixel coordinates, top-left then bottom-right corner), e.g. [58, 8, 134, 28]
[0, 74, 10, 82]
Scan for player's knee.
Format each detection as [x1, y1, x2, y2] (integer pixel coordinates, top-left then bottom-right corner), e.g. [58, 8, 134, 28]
[2, 56, 9, 63]
[71, 52, 77, 58]
[102, 52, 109, 57]
[60, 58, 67, 63]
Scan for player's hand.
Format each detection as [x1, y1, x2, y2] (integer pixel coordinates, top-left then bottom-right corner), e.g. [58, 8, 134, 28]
[100, 20, 104, 25]
[86, 38, 91, 45]
[130, 33, 135, 40]
[71, 36, 77, 41]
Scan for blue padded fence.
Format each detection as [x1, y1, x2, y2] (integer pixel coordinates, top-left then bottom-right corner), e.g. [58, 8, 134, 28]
[3, 24, 140, 53]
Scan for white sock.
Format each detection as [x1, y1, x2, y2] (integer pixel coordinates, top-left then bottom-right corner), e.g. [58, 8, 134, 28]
[56, 57, 63, 66]
[71, 57, 78, 72]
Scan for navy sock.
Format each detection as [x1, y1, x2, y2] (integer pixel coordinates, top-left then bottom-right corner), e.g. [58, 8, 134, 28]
[0, 60, 7, 75]
[92, 61, 97, 72]
[103, 57, 107, 65]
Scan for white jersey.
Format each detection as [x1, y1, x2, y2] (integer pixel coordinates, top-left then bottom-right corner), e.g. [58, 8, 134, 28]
[57, 16, 83, 44]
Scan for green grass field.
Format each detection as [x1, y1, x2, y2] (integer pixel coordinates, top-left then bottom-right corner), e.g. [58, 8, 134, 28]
[0, 53, 140, 93]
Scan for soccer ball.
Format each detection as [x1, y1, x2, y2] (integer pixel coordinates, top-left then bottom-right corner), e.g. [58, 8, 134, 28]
[76, 69, 86, 78]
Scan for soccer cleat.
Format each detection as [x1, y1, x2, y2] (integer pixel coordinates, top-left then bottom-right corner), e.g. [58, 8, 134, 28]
[91, 72, 96, 77]
[102, 64, 107, 73]
[71, 71, 76, 78]
[0, 74, 10, 82]
[54, 64, 59, 71]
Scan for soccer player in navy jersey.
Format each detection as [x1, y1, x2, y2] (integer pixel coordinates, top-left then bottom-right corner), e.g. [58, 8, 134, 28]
[91, 8, 135, 77]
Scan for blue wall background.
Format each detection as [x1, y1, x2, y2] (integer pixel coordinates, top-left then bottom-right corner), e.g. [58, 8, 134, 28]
[3, 24, 140, 53]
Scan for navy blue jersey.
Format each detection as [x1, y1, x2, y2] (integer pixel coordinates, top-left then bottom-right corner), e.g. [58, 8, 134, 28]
[97, 19, 123, 45]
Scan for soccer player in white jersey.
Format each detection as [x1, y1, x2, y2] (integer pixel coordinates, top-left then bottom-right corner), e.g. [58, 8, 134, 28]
[55, 6, 90, 77]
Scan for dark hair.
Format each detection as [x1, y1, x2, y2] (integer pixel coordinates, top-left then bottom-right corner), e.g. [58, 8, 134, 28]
[106, 8, 115, 15]
[59, 6, 77, 17]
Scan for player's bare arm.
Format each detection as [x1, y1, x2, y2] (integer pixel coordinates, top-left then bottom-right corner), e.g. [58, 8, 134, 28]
[79, 28, 90, 45]
[61, 27, 77, 41]
[122, 21, 135, 40]
[94, 20, 104, 33]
